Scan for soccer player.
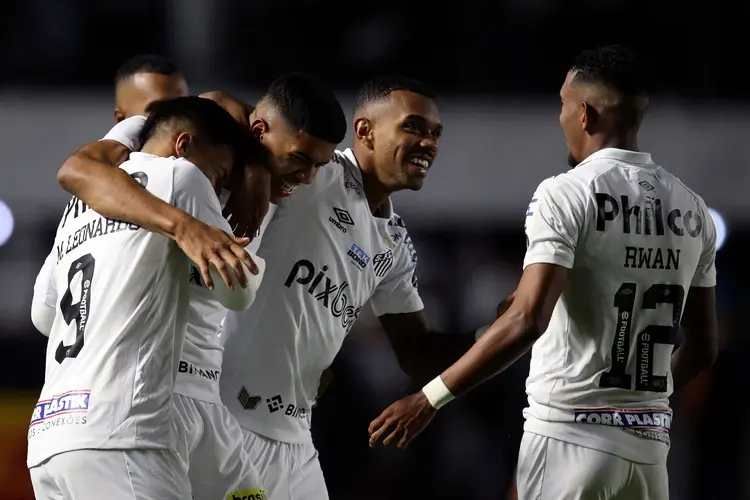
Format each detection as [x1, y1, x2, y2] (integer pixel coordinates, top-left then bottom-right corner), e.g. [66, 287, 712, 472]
[28, 96, 261, 500]
[114, 54, 189, 122]
[47, 73, 347, 499]
[368, 46, 719, 500]
[217, 76, 480, 500]
[59, 54, 256, 290]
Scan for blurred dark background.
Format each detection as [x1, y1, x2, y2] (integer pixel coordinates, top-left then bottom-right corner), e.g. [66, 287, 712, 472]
[1, 1, 748, 499]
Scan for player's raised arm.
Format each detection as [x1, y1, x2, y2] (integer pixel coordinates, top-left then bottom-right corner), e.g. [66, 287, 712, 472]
[369, 176, 582, 449]
[58, 115, 194, 240]
[57, 114, 258, 291]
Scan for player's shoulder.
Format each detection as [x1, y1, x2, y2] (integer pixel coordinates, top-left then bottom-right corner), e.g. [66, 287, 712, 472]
[532, 169, 588, 202]
[168, 157, 215, 196]
[386, 210, 418, 261]
[322, 149, 351, 181]
[657, 166, 709, 210]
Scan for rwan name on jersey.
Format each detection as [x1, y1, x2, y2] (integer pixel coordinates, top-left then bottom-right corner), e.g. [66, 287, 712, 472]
[595, 193, 703, 271]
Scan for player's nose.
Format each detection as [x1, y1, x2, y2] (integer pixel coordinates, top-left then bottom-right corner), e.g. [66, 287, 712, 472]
[297, 165, 317, 185]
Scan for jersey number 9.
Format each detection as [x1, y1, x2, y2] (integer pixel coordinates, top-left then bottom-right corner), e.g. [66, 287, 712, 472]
[55, 253, 96, 364]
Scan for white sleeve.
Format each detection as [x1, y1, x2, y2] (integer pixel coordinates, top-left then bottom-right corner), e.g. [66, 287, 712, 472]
[31, 249, 58, 336]
[370, 229, 424, 316]
[100, 115, 147, 150]
[691, 199, 717, 287]
[172, 161, 264, 311]
[523, 176, 586, 270]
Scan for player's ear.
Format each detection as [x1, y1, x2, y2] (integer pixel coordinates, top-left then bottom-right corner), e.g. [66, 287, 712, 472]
[114, 108, 126, 123]
[175, 132, 193, 158]
[353, 117, 374, 150]
[249, 118, 268, 141]
[581, 101, 602, 134]
[580, 101, 592, 132]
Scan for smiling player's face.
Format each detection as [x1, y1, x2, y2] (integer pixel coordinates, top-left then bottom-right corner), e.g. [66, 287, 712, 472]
[371, 91, 442, 192]
[253, 120, 336, 203]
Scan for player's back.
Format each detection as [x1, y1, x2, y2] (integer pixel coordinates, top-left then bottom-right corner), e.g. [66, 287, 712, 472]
[27, 153, 190, 468]
[523, 148, 715, 463]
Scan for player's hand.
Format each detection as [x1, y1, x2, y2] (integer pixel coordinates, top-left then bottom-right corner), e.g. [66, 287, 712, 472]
[368, 391, 436, 450]
[173, 215, 259, 291]
[223, 165, 271, 238]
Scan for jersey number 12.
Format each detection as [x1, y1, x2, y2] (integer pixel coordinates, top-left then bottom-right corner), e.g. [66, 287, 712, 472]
[55, 253, 95, 364]
[599, 283, 685, 393]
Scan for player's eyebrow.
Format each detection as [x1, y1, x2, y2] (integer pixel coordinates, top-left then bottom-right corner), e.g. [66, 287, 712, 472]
[291, 151, 312, 162]
[403, 114, 443, 135]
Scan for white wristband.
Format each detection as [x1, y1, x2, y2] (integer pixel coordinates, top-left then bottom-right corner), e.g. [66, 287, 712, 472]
[475, 324, 490, 341]
[100, 115, 147, 151]
[422, 376, 454, 410]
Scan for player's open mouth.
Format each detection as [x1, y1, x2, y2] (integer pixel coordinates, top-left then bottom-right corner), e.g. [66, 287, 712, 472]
[279, 179, 299, 197]
[408, 155, 432, 173]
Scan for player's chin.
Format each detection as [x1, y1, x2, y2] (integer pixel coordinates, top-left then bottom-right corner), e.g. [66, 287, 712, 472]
[403, 177, 426, 191]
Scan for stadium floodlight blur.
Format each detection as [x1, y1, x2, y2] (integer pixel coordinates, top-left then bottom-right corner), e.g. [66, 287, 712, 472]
[708, 207, 727, 251]
[0, 200, 14, 247]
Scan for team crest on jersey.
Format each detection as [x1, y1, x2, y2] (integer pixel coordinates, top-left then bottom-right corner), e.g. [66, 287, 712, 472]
[372, 249, 394, 277]
[30, 390, 91, 426]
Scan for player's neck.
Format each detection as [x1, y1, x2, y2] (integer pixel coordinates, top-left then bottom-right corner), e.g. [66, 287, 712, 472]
[354, 151, 391, 215]
[586, 133, 639, 158]
[361, 174, 391, 216]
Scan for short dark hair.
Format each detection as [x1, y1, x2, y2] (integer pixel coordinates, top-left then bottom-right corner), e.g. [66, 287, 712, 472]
[570, 45, 646, 97]
[355, 76, 435, 111]
[261, 73, 347, 144]
[139, 96, 249, 160]
[115, 54, 182, 85]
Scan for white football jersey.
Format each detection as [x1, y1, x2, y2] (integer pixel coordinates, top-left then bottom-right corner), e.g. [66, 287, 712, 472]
[173, 202, 277, 403]
[521, 148, 717, 464]
[220, 149, 423, 443]
[27, 153, 232, 467]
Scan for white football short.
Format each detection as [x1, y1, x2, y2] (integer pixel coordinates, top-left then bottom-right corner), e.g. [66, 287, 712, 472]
[29, 448, 190, 500]
[173, 393, 266, 500]
[241, 427, 328, 500]
[517, 431, 669, 500]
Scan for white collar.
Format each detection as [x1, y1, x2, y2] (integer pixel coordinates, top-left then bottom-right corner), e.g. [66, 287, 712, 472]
[579, 148, 655, 167]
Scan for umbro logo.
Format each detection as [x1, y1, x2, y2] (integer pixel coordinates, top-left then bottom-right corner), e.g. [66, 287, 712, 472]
[333, 207, 354, 225]
[329, 207, 354, 233]
[639, 180, 655, 192]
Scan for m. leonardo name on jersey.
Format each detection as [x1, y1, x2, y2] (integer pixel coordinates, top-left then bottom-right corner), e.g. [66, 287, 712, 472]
[284, 259, 364, 332]
[595, 193, 703, 238]
[56, 195, 141, 262]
